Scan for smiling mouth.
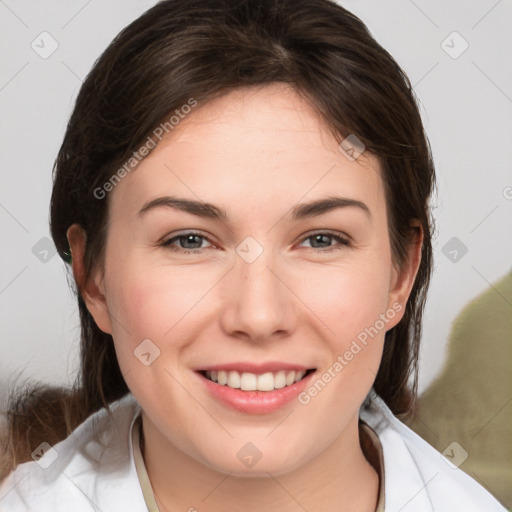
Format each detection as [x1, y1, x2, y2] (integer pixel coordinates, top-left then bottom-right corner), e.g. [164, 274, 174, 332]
[199, 368, 316, 392]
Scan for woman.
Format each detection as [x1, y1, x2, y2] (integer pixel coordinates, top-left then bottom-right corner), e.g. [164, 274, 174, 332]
[0, 0, 506, 510]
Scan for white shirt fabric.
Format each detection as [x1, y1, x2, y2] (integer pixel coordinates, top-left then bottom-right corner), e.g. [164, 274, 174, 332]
[0, 389, 506, 511]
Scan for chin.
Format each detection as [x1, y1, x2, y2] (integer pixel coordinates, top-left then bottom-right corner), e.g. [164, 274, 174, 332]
[203, 449, 306, 478]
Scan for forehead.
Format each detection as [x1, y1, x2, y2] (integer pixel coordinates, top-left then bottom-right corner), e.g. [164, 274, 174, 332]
[109, 84, 384, 219]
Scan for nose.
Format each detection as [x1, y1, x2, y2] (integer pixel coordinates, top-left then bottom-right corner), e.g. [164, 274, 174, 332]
[219, 243, 299, 344]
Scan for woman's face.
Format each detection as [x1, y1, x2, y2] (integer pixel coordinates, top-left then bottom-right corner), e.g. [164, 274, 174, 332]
[75, 83, 418, 476]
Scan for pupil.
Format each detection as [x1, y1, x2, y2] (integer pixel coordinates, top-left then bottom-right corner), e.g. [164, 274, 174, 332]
[182, 235, 202, 249]
[312, 234, 329, 248]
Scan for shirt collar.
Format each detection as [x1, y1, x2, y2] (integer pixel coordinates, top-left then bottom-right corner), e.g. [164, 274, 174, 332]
[132, 414, 160, 512]
[360, 389, 435, 512]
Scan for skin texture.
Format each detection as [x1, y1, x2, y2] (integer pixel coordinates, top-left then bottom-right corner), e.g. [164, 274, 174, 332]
[68, 83, 422, 511]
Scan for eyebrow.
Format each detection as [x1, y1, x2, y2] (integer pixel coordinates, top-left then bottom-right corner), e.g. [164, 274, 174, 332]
[137, 195, 371, 221]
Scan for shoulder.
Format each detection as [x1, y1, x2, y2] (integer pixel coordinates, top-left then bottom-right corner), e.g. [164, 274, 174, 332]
[360, 389, 507, 512]
[0, 394, 146, 512]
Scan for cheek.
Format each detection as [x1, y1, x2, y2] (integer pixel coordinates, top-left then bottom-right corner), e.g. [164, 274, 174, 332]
[103, 258, 216, 364]
[296, 256, 393, 345]
[103, 268, 193, 408]
[295, 258, 393, 412]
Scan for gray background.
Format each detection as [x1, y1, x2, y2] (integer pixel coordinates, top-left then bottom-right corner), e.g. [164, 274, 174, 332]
[1, 0, 511, 404]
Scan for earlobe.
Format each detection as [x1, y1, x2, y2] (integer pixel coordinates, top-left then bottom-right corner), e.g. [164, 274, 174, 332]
[66, 224, 113, 334]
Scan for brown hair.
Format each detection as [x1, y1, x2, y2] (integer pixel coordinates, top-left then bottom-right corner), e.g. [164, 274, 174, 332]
[1, 0, 435, 477]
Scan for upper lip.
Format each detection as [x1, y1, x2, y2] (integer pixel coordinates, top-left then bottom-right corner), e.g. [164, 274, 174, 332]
[196, 361, 315, 375]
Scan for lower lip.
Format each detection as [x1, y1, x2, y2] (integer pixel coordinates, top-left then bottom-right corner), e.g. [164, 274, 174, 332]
[197, 371, 316, 414]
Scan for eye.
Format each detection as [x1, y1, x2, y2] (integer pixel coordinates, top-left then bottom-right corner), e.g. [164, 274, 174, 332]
[298, 231, 350, 252]
[160, 232, 215, 253]
[160, 230, 350, 254]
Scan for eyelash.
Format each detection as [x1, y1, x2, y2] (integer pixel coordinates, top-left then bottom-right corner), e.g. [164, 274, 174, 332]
[160, 230, 350, 254]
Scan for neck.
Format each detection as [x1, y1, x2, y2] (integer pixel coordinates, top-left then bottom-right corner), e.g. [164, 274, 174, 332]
[141, 413, 379, 512]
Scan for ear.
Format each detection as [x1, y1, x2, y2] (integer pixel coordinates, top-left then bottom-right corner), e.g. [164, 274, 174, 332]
[386, 221, 424, 328]
[67, 224, 113, 334]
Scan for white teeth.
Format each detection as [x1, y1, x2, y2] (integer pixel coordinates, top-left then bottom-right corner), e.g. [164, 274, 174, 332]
[240, 372, 257, 391]
[294, 370, 306, 382]
[227, 371, 241, 389]
[274, 370, 287, 389]
[218, 370, 228, 385]
[204, 369, 310, 391]
[257, 372, 275, 391]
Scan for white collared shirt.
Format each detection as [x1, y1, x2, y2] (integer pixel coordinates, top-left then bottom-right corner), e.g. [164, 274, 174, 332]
[0, 390, 506, 511]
